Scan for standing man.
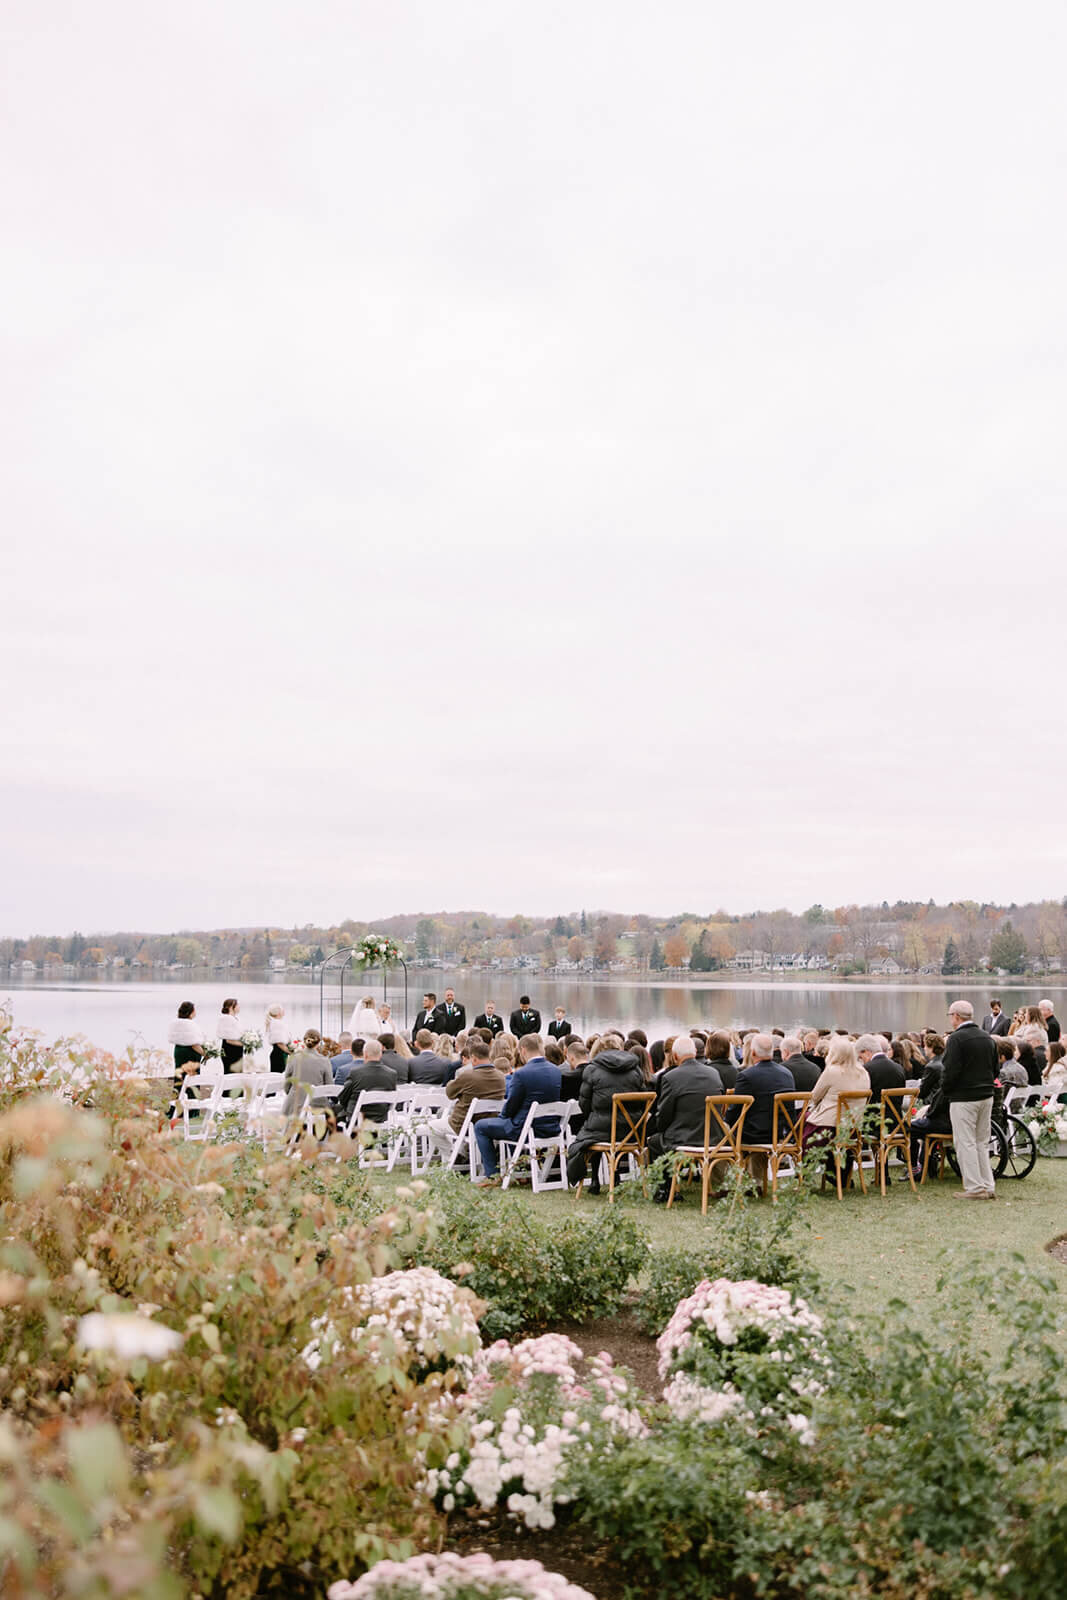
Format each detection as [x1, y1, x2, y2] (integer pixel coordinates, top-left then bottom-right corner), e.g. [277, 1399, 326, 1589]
[413, 992, 443, 1037]
[1039, 999, 1062, 1043]
[547, 1005, 572, 1041]
[942, 999, 997, 1199]
[509, 995, 542, 1038]
[437, 988, 466, 1037]
[982, 999, 1011, 1036]
[473, 1000, 505, 1036]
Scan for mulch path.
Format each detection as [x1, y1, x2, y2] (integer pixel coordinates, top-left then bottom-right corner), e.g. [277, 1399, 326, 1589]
[445, 1307, 662, 1599]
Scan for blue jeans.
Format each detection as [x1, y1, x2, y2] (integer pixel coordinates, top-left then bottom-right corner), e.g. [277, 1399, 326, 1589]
[474, 1116, 514, 1178]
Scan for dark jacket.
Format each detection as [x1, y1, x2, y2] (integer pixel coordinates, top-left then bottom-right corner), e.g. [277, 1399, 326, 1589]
[381, 1048, 410, 1084]
[650, 1060, 725, 1150]
[570, 1050, 648, 1152]
[437, 1001, 466, 1037]
[706, 1055, 738, 1090]
[940, 1022, 997, 1102]
[474, 1011, 505, 1036]
[863, 1054, 907, 1106]
[1047, 1014, 1062, 1043]
[496, 1057, 563, 1136]
[412, 1006, 445, 1037]
[731, 1060, 796, 1144]
[982, 1011, 1011, 1037]
[785, 1054, 821, 1092]
[509, 1007, 542, 1039]
[408, 1051, 452, 1086]
[337, 1061, 398, 1123]
[547, 1017, 572, 1040]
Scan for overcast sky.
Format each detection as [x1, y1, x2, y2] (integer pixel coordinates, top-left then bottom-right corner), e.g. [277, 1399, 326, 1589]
[2, 1, 1065, 937]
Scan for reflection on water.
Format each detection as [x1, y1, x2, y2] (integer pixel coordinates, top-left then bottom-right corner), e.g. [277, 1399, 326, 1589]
[2, 971, 1062, 1055]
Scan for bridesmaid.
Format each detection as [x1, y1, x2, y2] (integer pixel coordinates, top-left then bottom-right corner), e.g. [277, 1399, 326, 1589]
[266, 1004, 293, 1074]
[216, 997, 243, 1073]
[166, 1000, 204, 1111]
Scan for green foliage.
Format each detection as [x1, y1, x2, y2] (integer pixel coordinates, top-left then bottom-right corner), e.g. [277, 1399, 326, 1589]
[633, 1169, 816, 1335]
[941, 936, 961, 974]
[570, 1259, 1067, 1599]
[990, 920, 1029, 974]
[404, 1176, 649, 1340]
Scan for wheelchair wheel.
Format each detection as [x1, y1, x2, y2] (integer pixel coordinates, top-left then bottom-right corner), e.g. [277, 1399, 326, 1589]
[946, 1122, 1007, 1179]
[998, 1114, 1037, 1179]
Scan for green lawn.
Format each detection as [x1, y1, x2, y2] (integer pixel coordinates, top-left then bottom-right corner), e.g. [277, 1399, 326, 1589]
[366, 1154, 1067, 1326]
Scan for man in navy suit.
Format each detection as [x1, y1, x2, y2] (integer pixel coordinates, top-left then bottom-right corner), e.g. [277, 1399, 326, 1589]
[729, 1033, 795, 1145]
[473, 1033, 561, 1180]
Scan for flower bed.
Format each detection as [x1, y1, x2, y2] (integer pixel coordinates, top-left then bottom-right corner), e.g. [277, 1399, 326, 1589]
[328, 1550, 596, 1599]
[1023, 1102, 1067, 1155]
[304, 1265, 483, 1382]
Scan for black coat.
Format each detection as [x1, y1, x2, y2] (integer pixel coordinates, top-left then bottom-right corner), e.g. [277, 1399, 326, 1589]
[732, 1061, 796, 1144]
[940, 1022, 997, 1102]
[650, 1061, 725, 1150]
[413, 1006, 444, 1037]
[510, 1007, 542, 1039]
[337, 1061, 398, 1122]
[547, 1018, 572, 1040]
[569, 1050, 647, 1153]
[706, 1056, 738, 1090]
[785, 1055, 821, 1092]
[864, 1054, 907, 1106]
[474, 1011, 505, 1036]
[1047, 1014, 1062, 1043]
[437, 1001, 466, 1037]
[982, 1011, 1011, 1037]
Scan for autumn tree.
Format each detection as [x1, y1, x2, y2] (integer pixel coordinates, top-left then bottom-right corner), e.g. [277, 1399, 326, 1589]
[663, 934, 689, 969]
[567, 936, 586, 964]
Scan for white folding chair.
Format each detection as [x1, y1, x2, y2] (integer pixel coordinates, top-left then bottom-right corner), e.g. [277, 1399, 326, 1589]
[245, 1073, 287, 1144]
[499, 1100, 578, 1192]
[178, 1075, 220, 1141]
[298, 1081, 344, 1137]
[1011, 1086, 1045, 1111]
[387, 1085, 449, 1172]
[346, 1089, 399, 1167]
[447, 1095, 506, 1174]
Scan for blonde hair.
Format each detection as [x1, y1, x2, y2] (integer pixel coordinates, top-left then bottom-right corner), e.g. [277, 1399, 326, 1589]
[437, 1035, 455, 1059]
[826, 1035, 858, 1071]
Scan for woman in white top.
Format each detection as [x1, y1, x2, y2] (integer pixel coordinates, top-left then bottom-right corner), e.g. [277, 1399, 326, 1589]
[350, 996, 382, 1041]
[266, 1004, 293, 1074]
[217, 997, 243, 1073]
[166, 1001, 204, 1104]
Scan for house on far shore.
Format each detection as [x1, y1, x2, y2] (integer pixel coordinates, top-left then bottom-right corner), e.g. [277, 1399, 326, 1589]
[269, 956, 287, 972]
[17, 960, 37, 973]
[869, 956, 903, 976]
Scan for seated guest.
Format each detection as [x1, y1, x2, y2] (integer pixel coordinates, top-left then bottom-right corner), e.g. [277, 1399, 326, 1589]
[647, 1036, 724, 1199]
[283, 1029, 334, 1115]
[565, 1044, 647, 1193]
[627, 1041, 653, 1082]
[856, 1035, 906, 1106]
[474, 1035, 561, 1181]
[336, 1038, 398, 1126]
[996, 1036, 1027, 1089]
[801, 1029, 823, 1069]
[330, 1032, 358, 1084]
[377, 1033, 410, 1084]
[804, 1035, 870, 1149]
[1043, 1040, 1067, 1095]
[730, 1035, 795, 1164]
[704, 1028, 738, 1090]
[427, 1037, 506, 1161]
[628, 1028, 649, 1048]
[544, 1040, 566, 1066]
[408, 1029, 453, 1086]
[648, 1039, 668, 1080]
[561, 1040, 589, 1100]
[781, 1035, 820, 1092]
[909, 1068, 953, 1176]
[1016, 1036, 1041, 1086]
[919, 1035, 946, 1100]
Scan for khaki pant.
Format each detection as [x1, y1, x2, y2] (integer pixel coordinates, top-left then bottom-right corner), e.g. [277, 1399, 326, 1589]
[949, 1098, 995, 1195]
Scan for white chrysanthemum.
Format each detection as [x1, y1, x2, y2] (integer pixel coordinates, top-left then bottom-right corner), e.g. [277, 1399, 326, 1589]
[77, 1313, 182, 1361]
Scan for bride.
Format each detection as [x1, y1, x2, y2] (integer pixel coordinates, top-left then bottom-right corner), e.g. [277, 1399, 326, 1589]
[350, 994, 382, 1041]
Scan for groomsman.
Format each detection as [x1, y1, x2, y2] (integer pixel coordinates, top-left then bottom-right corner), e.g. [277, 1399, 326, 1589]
[509, 995, 542, 1038]
[981, 999, 1011, 1037]
[547, 1006, 572, 1041]
[474, 1001, 505, 1036]
[413, 992, 443, 1036]
[438, 988, 466, 1036]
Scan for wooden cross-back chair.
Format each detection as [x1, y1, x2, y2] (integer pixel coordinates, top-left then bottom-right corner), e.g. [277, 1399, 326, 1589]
[667, 1094, 753, 1214]
[875, 1087, 919, 1196]
[821, 1090, 869, 1199]
[740, 1092, 812, 1198]
[573, 1091, 656, 1202]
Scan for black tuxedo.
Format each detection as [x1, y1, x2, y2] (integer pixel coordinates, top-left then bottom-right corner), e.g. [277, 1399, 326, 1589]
[413, 1006, 444, 1037]
[982, 1011, 1011, 1037]
[437, 1001, 466, 1037]
[474, 1011, 505, 1036]
[509, 1007, 541, 1039]
[547, 1018, 572, 1040]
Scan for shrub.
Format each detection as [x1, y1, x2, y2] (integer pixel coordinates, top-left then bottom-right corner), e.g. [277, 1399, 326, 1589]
[406, 1176, 649, 1339]
[328, 1551, 596, 1599]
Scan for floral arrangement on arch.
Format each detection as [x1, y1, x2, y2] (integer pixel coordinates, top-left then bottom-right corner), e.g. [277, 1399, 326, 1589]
[1023, 1100, 1067, 1154]
[354, 934, 403, 966]
[657, 1277, 832, 1447]
[328, 1551, 596, 1600]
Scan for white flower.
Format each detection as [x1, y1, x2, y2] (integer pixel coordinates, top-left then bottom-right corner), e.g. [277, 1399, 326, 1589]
[77, 1312, 182, 1361]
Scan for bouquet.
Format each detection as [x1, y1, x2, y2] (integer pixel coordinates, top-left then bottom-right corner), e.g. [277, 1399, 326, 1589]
[1023, 1101, 1067, 1154]
[240, 1030, 263, 1055]
[199, 1042, 221, 1062]
[354, 934, 402, 966]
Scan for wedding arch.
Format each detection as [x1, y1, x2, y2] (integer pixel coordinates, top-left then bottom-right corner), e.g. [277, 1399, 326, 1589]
[318, 937, 409, 1037]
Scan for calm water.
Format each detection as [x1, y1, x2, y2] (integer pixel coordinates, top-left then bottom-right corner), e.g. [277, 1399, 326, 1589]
[2, 972, 1062, 1056]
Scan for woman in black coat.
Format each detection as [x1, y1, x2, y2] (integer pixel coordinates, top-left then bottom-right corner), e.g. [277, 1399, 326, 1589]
[565, 1048, 647, 1192]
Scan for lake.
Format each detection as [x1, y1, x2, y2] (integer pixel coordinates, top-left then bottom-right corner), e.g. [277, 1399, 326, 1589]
[2, 971, 1061, 1056]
